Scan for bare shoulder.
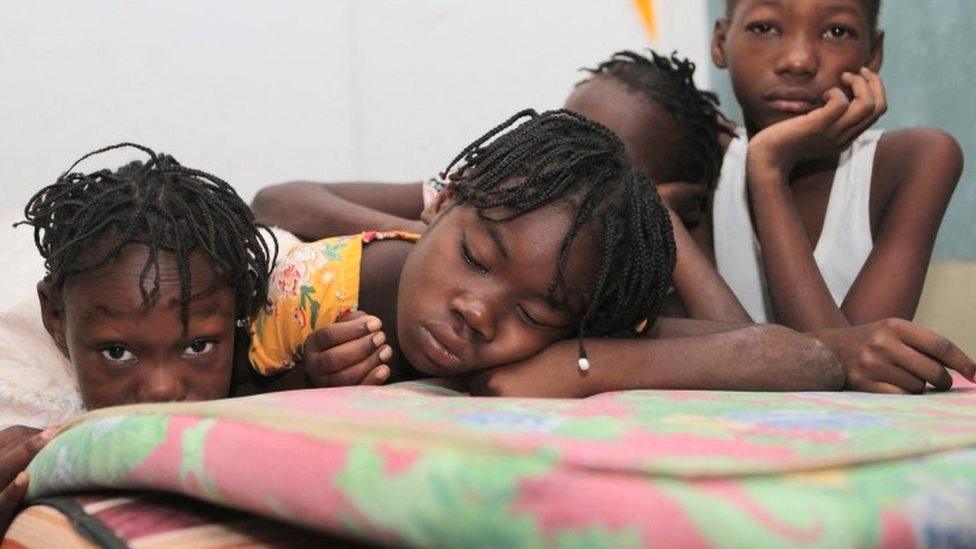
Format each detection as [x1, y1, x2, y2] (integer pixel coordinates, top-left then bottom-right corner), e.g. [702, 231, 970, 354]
[876, 128, 963, 190]
[871, 128, 964, 217]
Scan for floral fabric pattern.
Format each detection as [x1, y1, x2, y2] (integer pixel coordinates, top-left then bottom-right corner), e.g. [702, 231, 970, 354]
[25, 376, 976, 547]
[248, 231, 419, 375]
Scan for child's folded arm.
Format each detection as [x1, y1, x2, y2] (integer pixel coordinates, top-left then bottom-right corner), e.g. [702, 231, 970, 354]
[470, 322, 843, 398]
[252, 181, 426, 240]
[747, 127, 963, 331]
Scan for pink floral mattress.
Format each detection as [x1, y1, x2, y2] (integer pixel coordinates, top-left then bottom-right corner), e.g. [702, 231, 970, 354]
[24, 379, 976, 547]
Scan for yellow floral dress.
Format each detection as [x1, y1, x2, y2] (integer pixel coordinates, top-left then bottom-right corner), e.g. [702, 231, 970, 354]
[249, 230, 420, 376]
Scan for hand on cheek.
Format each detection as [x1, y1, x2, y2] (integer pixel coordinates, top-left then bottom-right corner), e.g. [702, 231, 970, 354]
[748, 68, 888, 175]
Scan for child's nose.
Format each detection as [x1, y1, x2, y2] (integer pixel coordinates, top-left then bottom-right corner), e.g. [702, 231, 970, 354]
[136, 365, 188, 403]
[451, 293, 495, 342]
[776, 35, 818, 77]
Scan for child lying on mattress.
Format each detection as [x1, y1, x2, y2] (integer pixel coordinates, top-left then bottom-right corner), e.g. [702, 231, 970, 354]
[0, 113, 840, 534]
[247, 108, 850, 397]
[1, 143, 277, 531]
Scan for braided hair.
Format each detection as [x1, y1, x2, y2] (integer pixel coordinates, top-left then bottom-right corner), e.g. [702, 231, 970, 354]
[18, 143, 276, 328]
[578, 49, 731, 189]
[443, 109, 676, 365]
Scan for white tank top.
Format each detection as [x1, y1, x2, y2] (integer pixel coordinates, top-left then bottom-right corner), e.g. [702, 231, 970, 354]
[713, 128, 883, 323]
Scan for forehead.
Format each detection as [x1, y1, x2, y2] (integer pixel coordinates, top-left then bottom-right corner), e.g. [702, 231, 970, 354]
[61, 244, 233, 321]
[730, 0, 869, 21]
[565, 77, 680, 181]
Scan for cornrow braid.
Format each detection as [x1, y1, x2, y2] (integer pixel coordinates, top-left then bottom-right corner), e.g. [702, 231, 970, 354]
[444, 109, 676, 366]
[579, 49, 732, 188]
[17, 143, 277, 328]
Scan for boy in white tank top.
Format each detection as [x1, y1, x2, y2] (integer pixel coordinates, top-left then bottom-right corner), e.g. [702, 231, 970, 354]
[708, 0, 971, 393]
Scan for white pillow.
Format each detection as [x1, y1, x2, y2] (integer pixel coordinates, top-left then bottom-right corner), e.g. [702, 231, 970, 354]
[0, 210, 82, 429]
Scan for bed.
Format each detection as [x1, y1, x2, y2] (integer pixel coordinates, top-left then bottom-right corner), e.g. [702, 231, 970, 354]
[5, 377, 976, 547]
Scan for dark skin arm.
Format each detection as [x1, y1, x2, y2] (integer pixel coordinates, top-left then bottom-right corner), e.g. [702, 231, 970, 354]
[747, 70, 963, 331]
[470, 316, 976, 398]
[471, 321, 845, 397]
[251, 181, 427, 240]
[668, 209, 751, 323]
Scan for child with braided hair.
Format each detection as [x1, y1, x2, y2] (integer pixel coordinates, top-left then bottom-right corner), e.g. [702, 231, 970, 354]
[252, 48, 753, 324]
[251, 49, 730, 236]
[1, 143, 277, 532]
[249, 109, 842, 396]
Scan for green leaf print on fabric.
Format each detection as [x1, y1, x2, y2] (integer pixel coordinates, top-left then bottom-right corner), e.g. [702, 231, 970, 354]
[319, 240, 349, 263]
[25, 415, 169, 498]
[334, 443, 550, 547]
[554, 527, 643, 549]
[179, 419, 222, 502]
[299, 285, 321, 330]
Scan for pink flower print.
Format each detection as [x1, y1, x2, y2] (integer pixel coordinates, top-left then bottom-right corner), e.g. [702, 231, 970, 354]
[275, 262, 310, 299]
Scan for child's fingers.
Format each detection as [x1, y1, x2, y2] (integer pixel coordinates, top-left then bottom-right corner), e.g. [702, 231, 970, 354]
[861, 67, 888, 116]
[897, 321, 976, 380]
[360, 364, 392, 386]
[0, 429, 53, 487]
[861, 381, 911, 395]
[810, 87, 850, 129]
[868, 362, 928, 394]
[0, 472, 29, 533]
[0, 427, 40, 453]
[313, 345, 393, 387]
[304, 315, 383, 353]
[832, 72, 877, 142]
[306, 330, 387, 376]
[888, 342, 954, 391]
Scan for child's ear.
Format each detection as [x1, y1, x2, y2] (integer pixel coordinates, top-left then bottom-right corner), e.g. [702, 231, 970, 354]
[37, 281, 68, 357]
[711, 19, 730, 69]
[420, 186, 455, 225]
[867, 30, 884, 73]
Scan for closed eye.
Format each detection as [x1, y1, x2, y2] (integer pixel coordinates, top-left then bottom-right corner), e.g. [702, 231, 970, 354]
[516, 305, 567, 332]
[461, 234, 489, 274]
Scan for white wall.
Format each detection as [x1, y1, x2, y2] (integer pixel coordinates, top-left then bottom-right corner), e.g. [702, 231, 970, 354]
[0, 0, 710, 213]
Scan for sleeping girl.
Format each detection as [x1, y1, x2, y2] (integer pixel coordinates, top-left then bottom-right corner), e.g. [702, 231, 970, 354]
[247, 109, 843, 396]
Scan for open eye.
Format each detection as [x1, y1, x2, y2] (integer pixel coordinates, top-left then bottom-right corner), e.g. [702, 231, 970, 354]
[101, 345, 135, 363]
[823, 25, 857, 40]
[746, 21, 778, 35]
[183, 339, 216, 357]
[461, 235, 489, 274]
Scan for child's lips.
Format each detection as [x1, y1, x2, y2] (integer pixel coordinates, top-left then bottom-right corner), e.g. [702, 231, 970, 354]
[418, 323, 466, 372]
[763, 88, 820, 113]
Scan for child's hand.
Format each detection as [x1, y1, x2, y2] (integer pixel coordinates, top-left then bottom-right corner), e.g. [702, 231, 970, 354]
[469, 341, 591, 398]
[1, 426, 57, 535]
[302, 310, 393, 387]
[749, 67, 887, 175]
[813, 319, 976, 394]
